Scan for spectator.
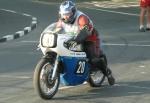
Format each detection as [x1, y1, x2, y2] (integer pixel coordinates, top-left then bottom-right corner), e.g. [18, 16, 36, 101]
[139, 0, 150, 32]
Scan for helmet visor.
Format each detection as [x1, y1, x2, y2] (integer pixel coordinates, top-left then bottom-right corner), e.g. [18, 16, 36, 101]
[61, 12, 73, 17]
[60, 11, 73, 21]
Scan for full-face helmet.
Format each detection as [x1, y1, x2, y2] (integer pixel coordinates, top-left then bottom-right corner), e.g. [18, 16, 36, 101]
[59, 1, 77, 24]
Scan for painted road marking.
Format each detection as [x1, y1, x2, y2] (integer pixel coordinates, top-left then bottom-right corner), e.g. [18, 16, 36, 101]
[116, 83, 150, 90]
[1, 9, 17, 13]
[0, 8, 37, 43]
[89, 1, 138, 9]
[0, 75, 31, 79]
[0, 74, 84, 90]
[103, 43, 150, 47]
[20, 41, 150, 47]
[86, 7, 139, 16]
[1, 74, 150, 91]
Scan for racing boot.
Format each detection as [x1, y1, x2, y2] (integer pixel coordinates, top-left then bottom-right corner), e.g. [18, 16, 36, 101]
[95, 54, 115, 85]
[106, 68, 115, 86]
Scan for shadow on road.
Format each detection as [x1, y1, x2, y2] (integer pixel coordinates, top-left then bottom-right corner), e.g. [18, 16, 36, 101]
[52, 81, 150, 100]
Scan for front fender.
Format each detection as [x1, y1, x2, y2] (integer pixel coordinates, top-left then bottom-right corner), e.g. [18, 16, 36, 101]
[42, 52, 64, 73]
[42, 52, 57, 63]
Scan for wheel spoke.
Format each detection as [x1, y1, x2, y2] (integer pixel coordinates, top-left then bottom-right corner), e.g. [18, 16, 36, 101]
[39, 62, 59, 94]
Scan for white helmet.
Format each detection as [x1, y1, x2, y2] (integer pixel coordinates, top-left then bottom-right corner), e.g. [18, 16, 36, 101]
[59, 1, 77, 24]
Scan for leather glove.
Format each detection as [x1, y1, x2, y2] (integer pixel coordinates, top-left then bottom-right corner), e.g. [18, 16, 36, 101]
[65, 38, 77, 49]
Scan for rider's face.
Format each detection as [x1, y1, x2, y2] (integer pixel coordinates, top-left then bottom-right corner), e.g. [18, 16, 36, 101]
[62, 12, 73, 20]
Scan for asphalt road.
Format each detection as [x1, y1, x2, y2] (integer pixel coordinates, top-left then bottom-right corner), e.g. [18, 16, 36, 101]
[0, 0, 150, 103]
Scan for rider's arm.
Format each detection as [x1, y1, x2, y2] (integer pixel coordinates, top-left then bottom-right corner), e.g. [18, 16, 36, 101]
[54, 19, 63, 33]
[74, 15, 93, 43]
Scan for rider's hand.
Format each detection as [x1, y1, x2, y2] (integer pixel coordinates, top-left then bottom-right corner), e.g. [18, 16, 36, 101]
[65, 38, 77, 49]
[53, 27, 62, 33]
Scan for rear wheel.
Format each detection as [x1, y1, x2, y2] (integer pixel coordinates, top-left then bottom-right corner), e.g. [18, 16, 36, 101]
[33, 58, 60, 99]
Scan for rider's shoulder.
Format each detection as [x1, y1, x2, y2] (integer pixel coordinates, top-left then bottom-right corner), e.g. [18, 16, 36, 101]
[78, 15, 89, 26]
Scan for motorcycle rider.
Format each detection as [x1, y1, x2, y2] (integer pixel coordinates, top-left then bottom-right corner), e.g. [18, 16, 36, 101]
[55, 1, 115, 85]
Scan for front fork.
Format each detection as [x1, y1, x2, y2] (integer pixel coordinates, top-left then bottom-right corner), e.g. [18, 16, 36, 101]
[51, 55, 59, 81]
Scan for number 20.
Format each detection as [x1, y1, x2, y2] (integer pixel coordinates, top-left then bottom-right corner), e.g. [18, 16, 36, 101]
[76, 61, 85, 74]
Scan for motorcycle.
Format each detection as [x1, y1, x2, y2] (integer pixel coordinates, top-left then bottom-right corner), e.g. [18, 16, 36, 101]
[33, 23, 106, 99]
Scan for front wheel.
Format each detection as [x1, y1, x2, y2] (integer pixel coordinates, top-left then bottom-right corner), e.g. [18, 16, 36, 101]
[87, 70, 105, 87]
[33, 58, 60, 99]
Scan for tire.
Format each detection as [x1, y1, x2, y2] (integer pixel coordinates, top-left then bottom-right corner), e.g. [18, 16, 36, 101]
[33, 58, 60, 99]
[87, 70, 105, 87]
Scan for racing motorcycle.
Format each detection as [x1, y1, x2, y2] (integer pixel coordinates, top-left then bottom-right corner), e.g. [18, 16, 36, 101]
[33, 23, 106, 100]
